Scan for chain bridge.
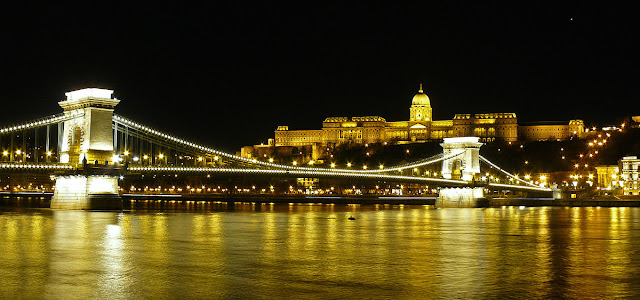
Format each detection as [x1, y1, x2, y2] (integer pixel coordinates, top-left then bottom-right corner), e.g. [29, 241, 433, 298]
[0, 88, 551, 209]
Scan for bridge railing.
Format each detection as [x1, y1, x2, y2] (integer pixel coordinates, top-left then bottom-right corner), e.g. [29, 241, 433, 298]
[0, 162, 73, 171]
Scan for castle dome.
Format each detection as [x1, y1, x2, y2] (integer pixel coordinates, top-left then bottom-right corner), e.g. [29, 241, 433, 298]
[411, 84, 431, 106]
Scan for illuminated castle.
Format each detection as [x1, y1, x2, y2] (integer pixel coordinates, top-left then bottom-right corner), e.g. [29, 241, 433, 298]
[271, 84, 585, 148]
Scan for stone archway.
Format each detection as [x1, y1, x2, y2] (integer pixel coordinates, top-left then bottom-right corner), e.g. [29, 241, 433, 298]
[441, 137, 482, 181]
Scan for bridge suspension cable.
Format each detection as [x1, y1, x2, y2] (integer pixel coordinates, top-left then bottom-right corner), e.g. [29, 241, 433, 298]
[113, 114, 463, 175]
[479, 155, 550, 190]
[0, 112, 84, 134]
[369, 151, 463, 173]
[113, 114, 289, 168]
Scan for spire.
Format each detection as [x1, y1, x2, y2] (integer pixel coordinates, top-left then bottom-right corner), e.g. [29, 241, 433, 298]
[418, 83, 423, 93]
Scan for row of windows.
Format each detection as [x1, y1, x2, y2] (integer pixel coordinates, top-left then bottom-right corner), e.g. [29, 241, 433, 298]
[523, 127, 569, 132]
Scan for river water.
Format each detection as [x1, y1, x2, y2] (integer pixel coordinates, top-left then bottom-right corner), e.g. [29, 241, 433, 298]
[2, 204, 640, 299]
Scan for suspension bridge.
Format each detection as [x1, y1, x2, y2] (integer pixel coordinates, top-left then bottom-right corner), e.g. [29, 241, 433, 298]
[0, 88, 551, 209]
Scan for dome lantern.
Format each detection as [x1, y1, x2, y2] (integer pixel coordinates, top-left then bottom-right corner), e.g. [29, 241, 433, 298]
[411, 83, 431, 107]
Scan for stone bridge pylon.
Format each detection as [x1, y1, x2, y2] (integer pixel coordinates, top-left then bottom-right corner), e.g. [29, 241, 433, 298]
[52, 88, 122, 210]
[441, 137, 482, 181]
[58, 88, 120, 165]
[437, 137, 486, 207]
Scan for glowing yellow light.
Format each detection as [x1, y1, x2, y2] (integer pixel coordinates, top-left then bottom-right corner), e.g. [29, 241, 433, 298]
[47, 151, 52, 156]
[308, 161, 314, 165]
[269, 158, 274, 163]
[2, 151, 7, 156]
[143, 155, 149, 160]
[123, 150, 129, 156]
[158, 154, 164, 159]
[198, 157, 203, 161]
[363, 165, 368, 170]
[292, 161, 297, 166]
[16, 150, 22, 155]
[347, 162, 352, 167]
[588, 174, 594, 179]
[575, 164, 579, 168]
[379, 165, 384, 169]
[540, 175, 547, 181]
[612, 174, 617, 179]
[524, 175, 531, 180]
[330, 163, 336, 168]
[214, 156, 219, 161]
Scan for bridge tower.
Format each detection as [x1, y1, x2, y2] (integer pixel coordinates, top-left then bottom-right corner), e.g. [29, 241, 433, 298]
[52, 88, 122, 210]
[440, 137, 482, 181]
[58, 88, 120, 165]
[437, 137, 487, 207]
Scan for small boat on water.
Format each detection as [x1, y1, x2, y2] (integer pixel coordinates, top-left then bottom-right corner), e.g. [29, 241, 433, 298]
[348, 215, 356, 220]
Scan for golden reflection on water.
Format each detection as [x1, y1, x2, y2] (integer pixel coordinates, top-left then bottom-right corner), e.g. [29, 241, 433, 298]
[2, 205, 640, 298]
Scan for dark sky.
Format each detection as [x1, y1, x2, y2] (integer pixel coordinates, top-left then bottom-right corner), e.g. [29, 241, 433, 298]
[1, 2, 637, 152]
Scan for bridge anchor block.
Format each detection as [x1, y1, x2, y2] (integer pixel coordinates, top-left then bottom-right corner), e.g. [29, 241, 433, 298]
[51, 175, 122, 210]
[436, 187, 488, 208]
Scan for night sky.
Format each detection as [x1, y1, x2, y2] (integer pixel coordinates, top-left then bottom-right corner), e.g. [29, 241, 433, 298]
[1, 2, 636, 152]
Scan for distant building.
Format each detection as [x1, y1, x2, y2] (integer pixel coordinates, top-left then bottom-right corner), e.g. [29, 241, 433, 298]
[518, 120, 585, 141]
[620, 156, 640, 196]
[243, 85, 586, 158]
[595, 165, 620, 191]
[272, 85, 584, 147]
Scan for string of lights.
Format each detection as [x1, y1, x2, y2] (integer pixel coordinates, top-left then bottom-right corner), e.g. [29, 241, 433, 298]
[479, 155, 547, 189]
[0, 112, 84, 134]
[113, 114, 464, 174]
